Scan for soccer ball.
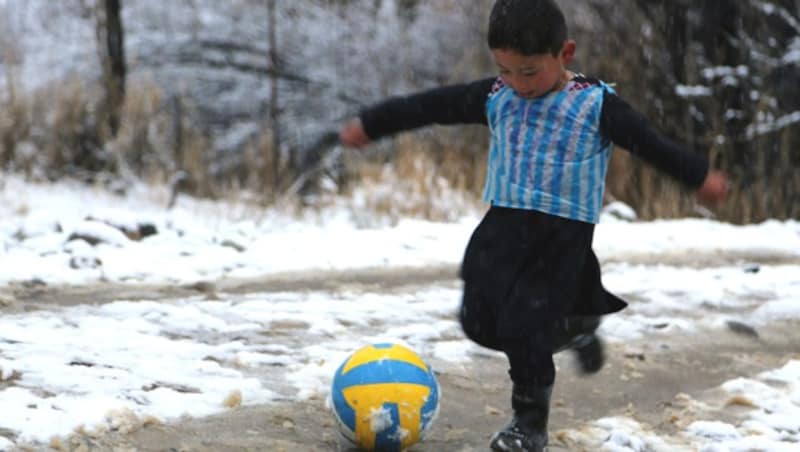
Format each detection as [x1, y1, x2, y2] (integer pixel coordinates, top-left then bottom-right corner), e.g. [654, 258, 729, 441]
[329, 343, 440, 452]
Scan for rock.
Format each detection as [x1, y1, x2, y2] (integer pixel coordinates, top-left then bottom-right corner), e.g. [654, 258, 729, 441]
[106, 407, 143, 434]
[742, 264, 760, 274]
[65, 239, 103, 269]
[601, 201, 638, 221]
[185, 281, 216, 294]
[484, 405, 503, 416]
[220, 239, 246, 253]
[725, 395, 757, 408]
[223, 390, 243, 409]
[624, 352, 646, 361]
[84, 214, 158, 241]
[69, 255, 102, 270]
[0, 361, 21, 382]
[725, 320, 759, 339]
[21, 278, 47, 289]
[49, 436, 67, 451]
[138, 223, 158, 239]
[67, 221, 130, 247]
[0, 292, 15, 307]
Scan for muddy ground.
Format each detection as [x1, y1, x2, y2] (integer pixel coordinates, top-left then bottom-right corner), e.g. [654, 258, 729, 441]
[81, 322, 797, 452]
[5, 261, 800, 451]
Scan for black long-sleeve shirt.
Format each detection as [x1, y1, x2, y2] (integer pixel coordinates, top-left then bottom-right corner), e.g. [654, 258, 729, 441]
[359, 76, 709, 189]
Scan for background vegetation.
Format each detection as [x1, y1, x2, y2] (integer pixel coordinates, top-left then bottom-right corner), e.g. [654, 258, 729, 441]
[0, 0, 797, 223]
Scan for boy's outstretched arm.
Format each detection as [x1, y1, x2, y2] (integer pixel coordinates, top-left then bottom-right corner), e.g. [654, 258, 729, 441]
[600, 93, 729, 206]
[339, 78, 496, 148]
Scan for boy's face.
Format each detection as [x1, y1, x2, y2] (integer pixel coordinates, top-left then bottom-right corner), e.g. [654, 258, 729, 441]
[492, 40, 576, 99]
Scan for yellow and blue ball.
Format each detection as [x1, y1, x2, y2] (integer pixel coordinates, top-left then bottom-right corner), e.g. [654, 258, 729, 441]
[330, 343, 440, 452]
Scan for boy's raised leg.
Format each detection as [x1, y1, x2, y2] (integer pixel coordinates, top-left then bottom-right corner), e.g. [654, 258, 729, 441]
[552, 316, 605, 374]
[573, 332, 604, 374]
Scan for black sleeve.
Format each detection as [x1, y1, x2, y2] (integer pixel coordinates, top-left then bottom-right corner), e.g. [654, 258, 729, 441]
[359, 78, 495, 140]
[600, 91, 709, 189]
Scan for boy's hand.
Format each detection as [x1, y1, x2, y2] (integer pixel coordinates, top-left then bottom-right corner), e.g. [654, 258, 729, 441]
[696, 170, 729, 206]
[339, 118, 371, 148]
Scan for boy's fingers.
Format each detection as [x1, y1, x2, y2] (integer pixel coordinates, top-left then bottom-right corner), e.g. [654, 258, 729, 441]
[340, 132, 367, 148]
[339, 120, 370, 148]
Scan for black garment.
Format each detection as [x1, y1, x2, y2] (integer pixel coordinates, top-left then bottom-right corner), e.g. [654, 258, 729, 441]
[459, 207, 624, 344]
[459, 206, 625, 386]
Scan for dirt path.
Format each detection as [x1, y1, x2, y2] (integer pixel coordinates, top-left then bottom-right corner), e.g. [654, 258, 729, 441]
[7, 247, 798, 311]
[4, 257, 799, 451]
[4, 265, 460, 312]
[64, 319, 798, 452]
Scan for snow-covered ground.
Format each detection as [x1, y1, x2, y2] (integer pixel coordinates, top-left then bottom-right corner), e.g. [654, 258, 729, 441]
[1, 174, 799, 451]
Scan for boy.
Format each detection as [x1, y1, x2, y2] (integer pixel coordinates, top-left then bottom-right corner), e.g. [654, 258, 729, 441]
[339, 0, 729, 450]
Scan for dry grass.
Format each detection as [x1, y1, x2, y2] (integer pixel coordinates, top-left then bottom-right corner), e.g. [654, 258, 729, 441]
[605, 151, 699, 220]
[110, 78, 215, 197]
[0, 76, 796, 223]
[240, 126, 282, 199]
[343, 132, 485, 223]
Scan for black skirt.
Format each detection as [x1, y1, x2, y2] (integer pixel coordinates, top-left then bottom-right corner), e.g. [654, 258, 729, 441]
[459, 206, 627, 344]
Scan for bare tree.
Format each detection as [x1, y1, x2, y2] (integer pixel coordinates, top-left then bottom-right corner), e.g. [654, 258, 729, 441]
[266, 0, 282, 190]
[96, 0, 127, 137]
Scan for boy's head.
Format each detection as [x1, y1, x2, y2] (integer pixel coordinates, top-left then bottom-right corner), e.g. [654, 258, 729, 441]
[488, 0, 567, 56]
[488, 0, 575, 99]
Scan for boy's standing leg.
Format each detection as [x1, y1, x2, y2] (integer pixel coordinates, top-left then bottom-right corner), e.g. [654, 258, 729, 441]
[459, 209, 559, 452]
[489, 316, 604, 452]
[491, 331, 556, 452]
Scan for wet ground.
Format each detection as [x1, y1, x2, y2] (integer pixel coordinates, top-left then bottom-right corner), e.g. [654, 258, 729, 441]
[63, 318, 794, 452]
[4, 254, 800, 451]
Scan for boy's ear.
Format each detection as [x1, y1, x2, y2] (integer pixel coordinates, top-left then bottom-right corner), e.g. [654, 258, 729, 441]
[560, 40, 576, 65]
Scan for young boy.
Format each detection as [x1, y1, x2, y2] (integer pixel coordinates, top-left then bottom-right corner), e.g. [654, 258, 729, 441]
[339, 0, 729, 450]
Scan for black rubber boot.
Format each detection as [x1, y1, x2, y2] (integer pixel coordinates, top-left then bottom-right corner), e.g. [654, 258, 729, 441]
[573, 333, 605, 374]
[490, 384, 552, 452]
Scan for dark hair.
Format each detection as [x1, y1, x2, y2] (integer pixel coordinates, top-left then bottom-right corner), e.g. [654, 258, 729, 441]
[488, 0, 567, 56]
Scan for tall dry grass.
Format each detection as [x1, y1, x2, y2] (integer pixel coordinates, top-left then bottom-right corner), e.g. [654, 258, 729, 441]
[344, 131, 486, 223]
[0, 76, 796, 223]
[0, 77, 216, 196]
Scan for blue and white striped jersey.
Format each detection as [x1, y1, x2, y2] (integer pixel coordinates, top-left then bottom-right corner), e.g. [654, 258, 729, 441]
[483, 78, 616, 224]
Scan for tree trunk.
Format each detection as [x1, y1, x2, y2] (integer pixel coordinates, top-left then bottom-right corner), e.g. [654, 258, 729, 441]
[100, 0, 126, 138]
[267, 0, 282, 191]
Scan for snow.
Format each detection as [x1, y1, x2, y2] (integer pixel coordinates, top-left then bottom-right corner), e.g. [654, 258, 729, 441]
[687, 421, 742, 441]
[675, 85, 712, 98]
[0, 176, 474, 286]
[747, 111, 800, 138]
[1, 174, 800, 449]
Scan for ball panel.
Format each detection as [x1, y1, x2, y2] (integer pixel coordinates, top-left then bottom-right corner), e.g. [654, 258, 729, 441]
[335, 360, 435, 388]
[374, 403, 402, 452]
[420, 378, 440, 432]
[341, 343, 430, 375]
[344, 383, 430, 451]
[331, 379, 357, 434]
